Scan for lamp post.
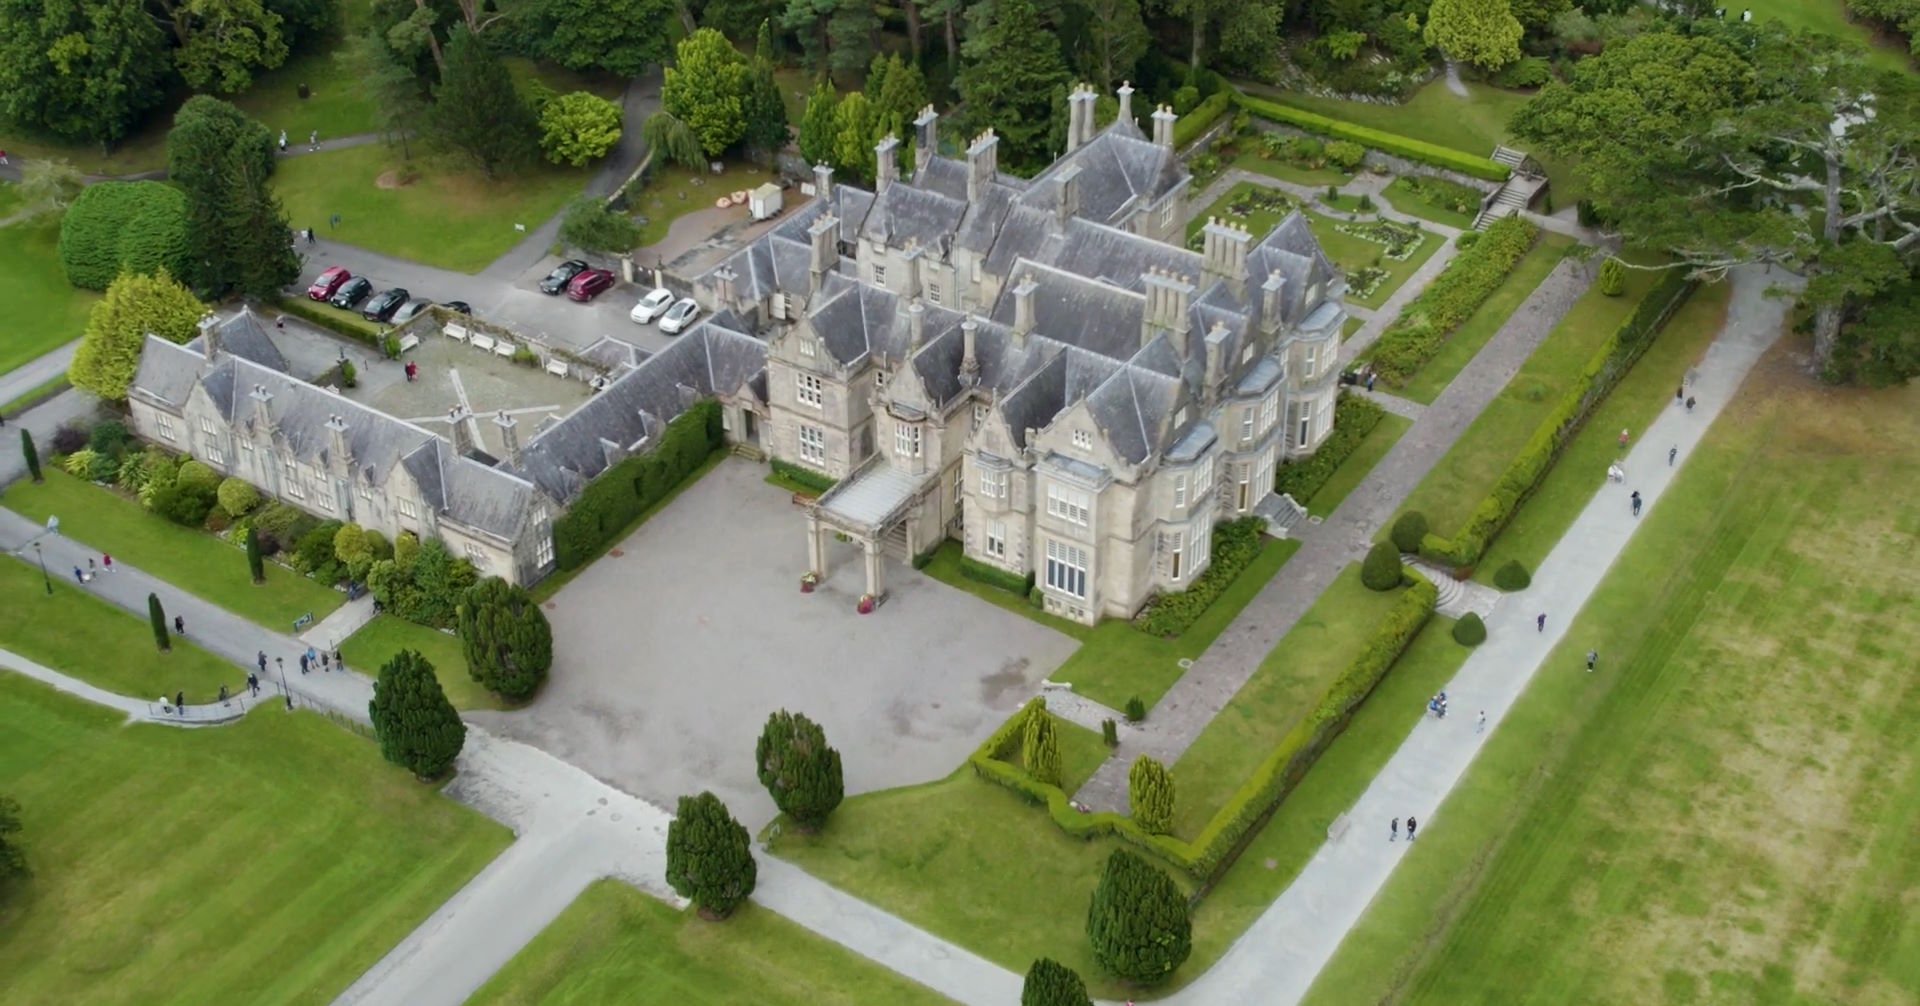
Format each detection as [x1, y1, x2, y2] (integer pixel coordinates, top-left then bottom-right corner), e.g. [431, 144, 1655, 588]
[32, 541, 51, 595]
[276, 656, 292, 711]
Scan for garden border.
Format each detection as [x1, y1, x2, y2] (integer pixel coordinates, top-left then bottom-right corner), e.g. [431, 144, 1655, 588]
[1232, 94, 1512, 182]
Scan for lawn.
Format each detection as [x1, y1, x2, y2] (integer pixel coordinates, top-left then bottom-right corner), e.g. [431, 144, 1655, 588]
[1169, 564, 1407, 838]
[1384, 176, 1479, 230]
[1392, 259, 1658, 538]
[1231, 152, 1353, 188]
[1475, 279, 1731, 585]
[1188, 181, 1440, 311]
[0, 215, 97, 375]
[1393, 233, 1574, 405]
[921, 536, 1301, 711]
[630, 160, 781, 248]
[3, 470, 345, 630]
[340, 613, 498, 711]
[1744, 0, 1917, 73]
[272, 143, 590, 272]
[992, 711, 1111, 795]
[1304, 411, 1412, 517]
[1342, 315, 1363, 340]
[0, 558, 242, 703]
[1305, 356, 1920, 1006]
[0, 673, 513, 1006]
[470, 879, 957, 1005]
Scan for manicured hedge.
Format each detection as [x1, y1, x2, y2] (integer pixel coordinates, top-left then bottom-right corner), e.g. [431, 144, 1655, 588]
[770, 458, 835, 494]
[1367, 217, 1539, 386]
[1132, 517, 1265, 638]
[1173, 90, 1234, 149]
[960, 554, 1034, 596]
[970, 573, 1437, 884]
[273, 295, 385, 345]
[1233, 95, 1513, 182]
[552, 400, 724, 570]
[58, 181, 190, 291]
[1419, 270, 1696, 568]
[1273, 394, 1386, 502]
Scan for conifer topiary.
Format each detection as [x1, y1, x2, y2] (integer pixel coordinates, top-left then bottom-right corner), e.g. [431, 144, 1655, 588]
[368, 649, 466, 781]
[1362, 541, 1404, 591]
[245, 527, 265, 584]
[148, 593, 170, 653]
[666, 791, 757, 919]
[1493, 558, 1531, 590]
[1599, 256, 1625, 296]
[1022, 957, 1092, 1006]
[1128, 755, 1175, 835]
[1085, 849, 1192, 985]
[1390, 510, 1429, 552]
[755, 709, 844, 832]
[1023, 705, 1062, 786]
[1452, 611, 1487, 646]
[457, 577, 553, 701]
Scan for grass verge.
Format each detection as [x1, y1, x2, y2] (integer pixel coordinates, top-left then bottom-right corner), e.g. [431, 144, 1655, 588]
[630, 161, 779, 248]
[1395, 234, 1573, 405]
[0, 216, 97, 375]
[1382, 177, 1477, 229]
[340, 613, 499, 711]
[0, 377, 71, 419]
[1231, 153, 1353, 188]
[1306, 411, 1412, 516]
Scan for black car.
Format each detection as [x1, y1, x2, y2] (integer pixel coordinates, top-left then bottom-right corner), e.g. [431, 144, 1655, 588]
[539, 259, 589, 295]
[443, 301, 472, 315]
[328, 276, 373, 310]
[362, 287, 411, 322]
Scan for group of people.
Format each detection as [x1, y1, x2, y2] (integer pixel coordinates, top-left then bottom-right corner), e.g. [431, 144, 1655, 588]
[277, 129, 320, 153]
[70, 552, 115, 583]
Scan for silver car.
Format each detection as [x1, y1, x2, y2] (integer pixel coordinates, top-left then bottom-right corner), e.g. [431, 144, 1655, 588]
[659, 298, 701, 335]
[392, 299, 435, 324]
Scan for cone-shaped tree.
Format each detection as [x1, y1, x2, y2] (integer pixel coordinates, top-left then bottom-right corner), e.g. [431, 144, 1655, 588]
[1086, 849, 1191, 985]
[245, 527, 265, 584]
[147, 593, 171, 652]
[456, 577, 553, 701]
[21, 430, 42, 483]
[666, 790, 757, 919]
[1127, 755, 1175, 836]
[368, 649, 466, 781]
[1022, 705, 1062, 786]
[1022, 957, 1091, 1006]
[755, 709, 844, 832]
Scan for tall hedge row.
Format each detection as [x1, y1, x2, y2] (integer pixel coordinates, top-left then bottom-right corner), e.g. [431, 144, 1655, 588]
[1172, 90, 1234, 149]
[1419, 271, 1696, 568]
[1273, 394, 1386, 503]
[1367, 216, 1540, 385]
[58, 181, 191, 291]
[1233, 95, 1513, 182]
[552, 400, 724, 570]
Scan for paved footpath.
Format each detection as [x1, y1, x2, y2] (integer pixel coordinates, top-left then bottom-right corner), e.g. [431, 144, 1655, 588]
[1162, 264, 1794, 1005]
[0, 339, 79, 410]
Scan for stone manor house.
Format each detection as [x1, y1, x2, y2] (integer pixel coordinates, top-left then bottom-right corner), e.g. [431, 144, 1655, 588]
[125, 84, 1346, 615]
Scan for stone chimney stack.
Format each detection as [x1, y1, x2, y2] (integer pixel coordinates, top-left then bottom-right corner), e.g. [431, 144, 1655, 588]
[808, 214, 839, 292]
[1152, 104, 1177, 148]
[1116, 81, 1134, 128]
[248, 383, 275, 435]
[494, 409, 520, 465]
[914, 105, 938, 172]
[1201, 217, 1252, 299]
[714, 264, 738, 308]
[875, 134, 900, 192]
[966, 130, 999, 202]
[1056, 163, 1081, 225]
[1066, 85, 1093, 151]
[1012, 273, 1038, 347]
[813, 162, 834, 200]
[1203, 323, 1230, 405]
[1261, 273, 1287, 334]
[1141, 268, 1194, 355]
[448, 405, 474, 458]
[960, 316, 979, 384]
[324, 413, 351, 476]
[907, 300, 925, 350]
[199, 312, 221, 360]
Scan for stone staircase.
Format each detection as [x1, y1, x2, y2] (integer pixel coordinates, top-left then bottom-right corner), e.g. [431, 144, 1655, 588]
[1405, 556, 1502, 619]
[1472, 146, 1542, 231]
[1254, 492, 1311, 539]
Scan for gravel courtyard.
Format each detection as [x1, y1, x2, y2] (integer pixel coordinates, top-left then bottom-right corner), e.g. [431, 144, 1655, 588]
[467, 459, 1080, 828]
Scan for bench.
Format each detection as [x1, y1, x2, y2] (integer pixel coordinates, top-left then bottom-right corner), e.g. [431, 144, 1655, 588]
[493, 340, 515, 358]
[545, 359, 570, 378]
[444, 323, 468, 342]
[396, 334, 420, 353]
[292, 612, 314, 631]
[470, 334, 496, 353]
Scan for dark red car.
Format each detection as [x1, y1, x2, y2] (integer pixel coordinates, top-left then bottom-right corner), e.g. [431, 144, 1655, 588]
[566, 268, 616, 302]
[307, 266, 351, 301]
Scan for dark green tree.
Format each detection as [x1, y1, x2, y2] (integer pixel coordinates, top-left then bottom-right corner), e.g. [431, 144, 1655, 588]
[1389, 511, 1429, 553]
[701, 0, 782, 39]
[369, 649, 467, 780]
[527, 0, 674, 76]
[754, 709, 844, 831]
[1072, 0, 1149, 89]
[1022, 957, 1091, 1006]
[1453, 611, 1487, 646]
[559, 196, 642, 254]
[641, 110, 706, 169]
[796, 81, 840, 167]
[1085, 849, 1191, 985]
[665, 790, 757, 919]
[0, 795, 26, 890]
[21, 430, 43, 484]
[246, 527, 265, 583]
[426, 26, 541, 178]
[954, 0, 1070, 170]
[0, 0, 171, 149]
[867, 52, 926, 146]
[56, 181, 191, 291]
[167, 97, 296, 297]
[1361, 541, 1403, 591]
[739, 20, 790, 157]
[153, 0, 290, 92]
[337, 30, 429, 159]
[457, 577, 553, 701]
[148, 593, 170, 652]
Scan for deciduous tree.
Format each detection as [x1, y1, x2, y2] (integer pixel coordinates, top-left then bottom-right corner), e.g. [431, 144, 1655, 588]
[0, 0, 171, 149]
[665, 791, 757, 919]
[1423, 0, 1524, 70]
[954, 0, 1070, 170]
[558, 196, 641, 253]
[1022, 958, 1091, 1006]
[426, 26, 541, 177]
[661, 28, 752, 157]
[153, 0, 291, 92]
[457, 577, 553, 701]
[369, 648, 467, 780]
[641, 110, 706, 169]
[69, 271, 205, 401]
[15, 160, 84, 222]
[1127, 754, 1174, 835]
[528, 0, 674, 76]
[1085, 849, 1191, 985]
[1022, 703, 1062, 786]
[754, 709, 844, 831]
[540, 91, 624, 166]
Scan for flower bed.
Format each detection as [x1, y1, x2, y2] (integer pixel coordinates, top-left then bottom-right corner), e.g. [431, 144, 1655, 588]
[1334, 219, 1426, 260]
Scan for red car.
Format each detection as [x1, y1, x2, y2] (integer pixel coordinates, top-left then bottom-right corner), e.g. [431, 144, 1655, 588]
[307, 266, 352, 301]
[566, 268, 616, 302]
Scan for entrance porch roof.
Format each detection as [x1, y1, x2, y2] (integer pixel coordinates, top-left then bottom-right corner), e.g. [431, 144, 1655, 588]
[815, 458, 929, 533]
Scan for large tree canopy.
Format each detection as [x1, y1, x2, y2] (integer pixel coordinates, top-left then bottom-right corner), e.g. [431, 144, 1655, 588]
[0, 0, 171, 148]
[1423, 0, 1524, 70]
[661, 27, 751, 157]
[955, 0, 1071, 171]
[153, 0, 291, 92]
[426, 25, 541, 177]
[167, 96, 298, 297]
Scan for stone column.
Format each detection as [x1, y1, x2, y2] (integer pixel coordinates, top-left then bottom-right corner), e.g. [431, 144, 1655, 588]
[807, 513, 829, 579]
[863, 537, 885, 601]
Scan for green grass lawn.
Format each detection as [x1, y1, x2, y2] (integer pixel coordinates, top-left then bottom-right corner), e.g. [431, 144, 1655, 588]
[1745, 0, 1917, 73]
[1342, 315, 1363, 340]
[1306, 355, 1920, 1006]
[0, 121, 174, 176]
[0, 216, 97, 375]
[273, 144, 589, 272]
[1393, 260, 1658, 539]
[631, 160, 781, 248]
[1383, 176, 1478, 230]
[1169, 564, 1407, 838]
[1, 559, 242, 703]
[1188, 181, 1439, 311]
[3, 470, 345, 629]
[1231, 153, 1353, 188]
[0, 672, 513, 1005]
[0, 181, 22, 217]
[991, 711, 1110, 794]
[470, 879, 957, 1005]
[340, 613, 498, 711]
[1394, 233, 1574, 405]
[1476, 279, 1731, 585]
[1305, 411, 1412, 517]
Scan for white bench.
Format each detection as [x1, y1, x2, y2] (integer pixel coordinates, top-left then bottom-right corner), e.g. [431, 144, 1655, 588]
[396, 334, 420, 353]
[444, 323, 468, 342]
[470, 334, 496, 353]
[493, 340, 515, 358]
[545, 359, 569, 378]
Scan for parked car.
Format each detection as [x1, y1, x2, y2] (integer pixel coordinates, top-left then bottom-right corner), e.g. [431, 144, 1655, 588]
[391, 298, 434, 324]
[329, 276, 373, 310]
[539, 259, 589, 295]
[629, 287, 676, 324]
[443, 301, 472, 315]
[658, 298, 701, 334]
[566, 268, 616, 302]
[307, 266, 351, 301]
[362, 287, 411, 322]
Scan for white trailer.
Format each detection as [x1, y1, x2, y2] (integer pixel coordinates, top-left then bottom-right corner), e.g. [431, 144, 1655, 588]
[748, 182, 783, 221]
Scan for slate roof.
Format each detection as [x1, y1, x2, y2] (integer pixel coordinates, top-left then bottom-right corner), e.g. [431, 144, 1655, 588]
[183, 307, 290, 374]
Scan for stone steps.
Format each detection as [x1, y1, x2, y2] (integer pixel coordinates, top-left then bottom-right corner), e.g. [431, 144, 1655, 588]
[1254, 492, 1311, 539]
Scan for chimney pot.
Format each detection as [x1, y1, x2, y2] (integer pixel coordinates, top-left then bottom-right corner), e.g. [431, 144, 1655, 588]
[1117, 81, 1134, 127]
[875, 134, 900, 191]
[913, 105, 939, 172]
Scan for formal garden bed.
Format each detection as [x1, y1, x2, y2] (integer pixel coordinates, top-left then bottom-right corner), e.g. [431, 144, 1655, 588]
[1186, 181, 1440, 311]
[1384, 174, 1483, 230]
[1360, 217, 1542, 387]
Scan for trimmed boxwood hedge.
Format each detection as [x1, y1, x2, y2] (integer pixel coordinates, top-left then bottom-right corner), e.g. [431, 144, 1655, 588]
[1492, 559, 1531, 590]
[1367, 216, 1539, 386]
[770, 458, 835, 494]
[970, 573, 1437, 884]
[1173, 89, 1234, 149]
[1273, 393, 1385, 503]
[1233, 95, 1513, 182]
[1452, 611, 1486, 646]
[1132, 517, 1266, 638]
[58, 181, 190, 291]
[1419, 270, 1697, 568]
[552, 400, 724, 570]
[960, 554, 1034, 596]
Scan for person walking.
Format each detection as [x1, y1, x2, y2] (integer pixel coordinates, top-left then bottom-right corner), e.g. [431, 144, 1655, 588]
[1536, 612, 1546, 632]
[247, 672, 260, 697]
[102, 552, 114, 572]
[218, 684, 229, 703]
[305, 227, 316, 245]
[158, 695, 169, 713]
[299, 653, 310, 674]
[1631, 490, 1643, 517]
[173, 615, 185, 635]
[333, 648, 344, 671]
[0, 149, 9, 165]
[1669, 446, 1678, 467]
[1406, 816, 1418, 842]
[321, 651, 330, 671]
[88, 557, 96, 574]
[1618, 428, 1630, 450]
[1685, 396, 1696, 413]
[308, 130, 318, 151]
[1586, 649, 1598, 672]
[1476, 709, 1487, 733]
[279, 129, 288, 151]
[1675, 385, 1684, 405]
[258, 650, 268, 673]
[174, 690, 185, 710]
[72, 565, 85, 584]
[1391, 817, 1399, 842]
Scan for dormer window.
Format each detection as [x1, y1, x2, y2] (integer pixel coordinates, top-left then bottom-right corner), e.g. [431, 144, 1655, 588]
[1072, 429, 1092, 450]
[1242, 343, 1254, 364]
[894, 422, 922, 458]
[973, 403, 988, 427]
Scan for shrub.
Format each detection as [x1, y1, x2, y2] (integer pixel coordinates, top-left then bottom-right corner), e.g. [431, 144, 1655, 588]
[85, 451, 118, 482]
[1124, 696, 1147, 723]
[62, 448, 97, 477]
[252, 502, 315, 554]
[1361, 542, 1403, 591]
[0, 794, 28, 889]
[1390, 511, 1429, 553]
[89, 420, 131, 455]
[1085, 849, 1191, 985]
[459, 577, 555, 701]
[1132, 517, 1266, 637]
[1234, 95, 1512, 181]
[1599, 257, 1626, 296]
[293, 520, 346, 574]
[57, 181, 190, 290]
[1357, 193, 1375, 211]
[1398, 174, 1482, 214]
[754, 709, 844, 831]
[175, 459, 219, 493]
[1492, 559, 1531, 590]
[554, 401, 723, 570]
[340, 360, 358, 387]
[216, 477, 260, 517]
[1452, 611, 1487, 646]
[1366, 216, 1538, 385]
[1023, 706, 1063, 786]
[770, 458, 835, 494]
[50, 424, 90, 455]
[666, 791, 757, 920]
[136, 453, 178, 507]
[1491, 55, 1551, 88]
[1273, 394, 1386, 502]
[1128, 755, 1175, 835]
[1102, 718, 1119, 747]
[272, 295, 384, 346]
[1022, 958, 1091, 1006]
[1576, 199, 1601, 227]
[1324, 139, 1366, 171]
[368, 649, 466, 781]
[1171, 89, 1233, 149]
[1171, 85, 1200, 115]
[1455, 230, 1481, 248]
[149, 479, 217, 526]
[370, 537, 479, 628]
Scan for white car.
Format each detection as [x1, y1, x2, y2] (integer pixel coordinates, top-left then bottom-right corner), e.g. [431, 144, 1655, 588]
[628, 288, 675, 324]
[658, 298, 701, 335]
